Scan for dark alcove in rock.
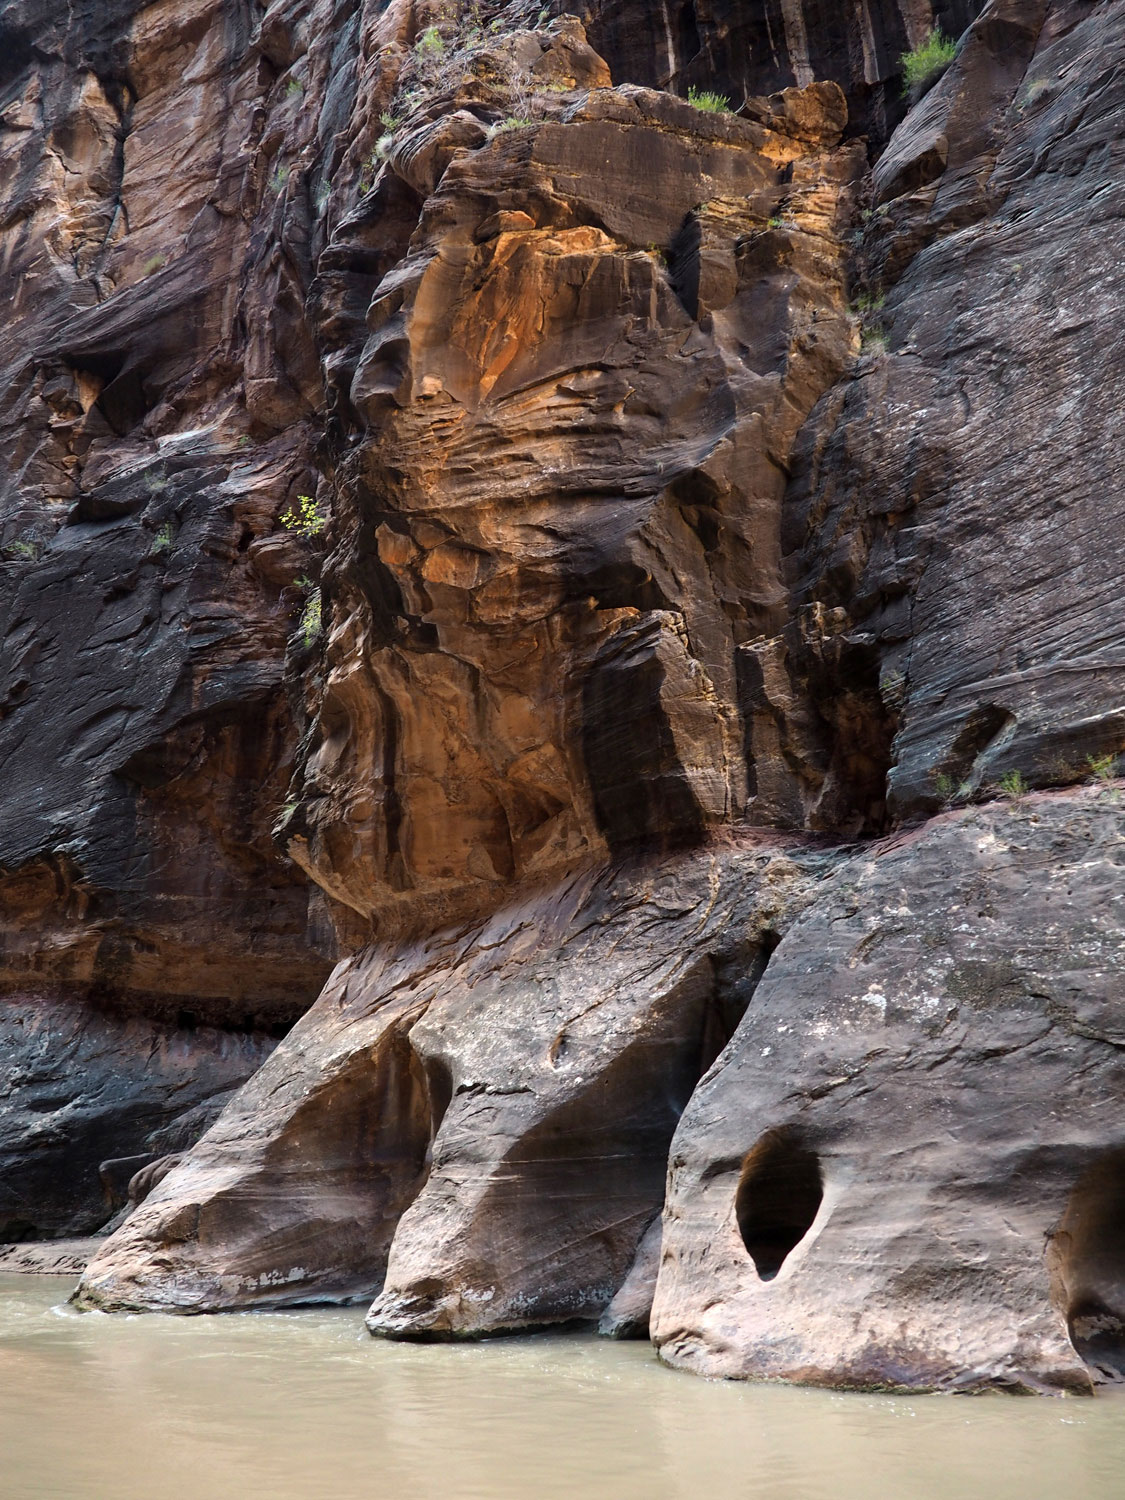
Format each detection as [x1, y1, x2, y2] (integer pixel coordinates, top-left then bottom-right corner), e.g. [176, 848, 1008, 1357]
[1051, 1149, 1125, 1383]
[735, 1130, 824, 1281]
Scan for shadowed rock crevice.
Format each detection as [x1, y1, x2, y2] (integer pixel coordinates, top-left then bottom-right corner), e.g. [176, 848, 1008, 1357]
[740, 613, 901, 836]
[582, 620, 713, 853]
[1051, 1151, 1125, 1385]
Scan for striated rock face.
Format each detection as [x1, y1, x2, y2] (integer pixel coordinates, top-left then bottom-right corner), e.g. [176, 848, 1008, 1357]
[3, 0, 1123, 1396]
[748, 0, 1125, 833]
[0, 0, 347, 1228]
[0, 997, 276, 1238]
[0, 0, 336, 1021]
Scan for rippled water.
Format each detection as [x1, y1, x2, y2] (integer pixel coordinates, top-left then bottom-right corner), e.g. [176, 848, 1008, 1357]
[2, 1275, 1122, 1500]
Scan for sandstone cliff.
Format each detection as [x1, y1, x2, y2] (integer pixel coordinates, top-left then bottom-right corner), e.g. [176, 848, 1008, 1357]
[0, 0, 1121, 1394]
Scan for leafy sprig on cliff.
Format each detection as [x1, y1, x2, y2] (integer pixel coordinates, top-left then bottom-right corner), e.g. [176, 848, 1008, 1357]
[686, 86, 731, 114]
[280, 494, 327, 539]
[900, 29, 957, 99]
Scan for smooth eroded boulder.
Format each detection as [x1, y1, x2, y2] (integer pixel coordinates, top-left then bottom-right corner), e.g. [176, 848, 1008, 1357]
[653, 789, 1125, 1393]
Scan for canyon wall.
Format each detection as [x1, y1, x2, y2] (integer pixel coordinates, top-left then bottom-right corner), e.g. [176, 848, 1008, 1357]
[0, 0, 1122, 1392]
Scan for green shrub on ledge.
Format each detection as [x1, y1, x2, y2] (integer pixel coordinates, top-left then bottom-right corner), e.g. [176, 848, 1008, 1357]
[900, 29, 957, 98]
[687, 86, 731, 113]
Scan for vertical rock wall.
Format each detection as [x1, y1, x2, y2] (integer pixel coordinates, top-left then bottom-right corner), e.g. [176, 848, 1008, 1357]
[577, 0, 988, 140]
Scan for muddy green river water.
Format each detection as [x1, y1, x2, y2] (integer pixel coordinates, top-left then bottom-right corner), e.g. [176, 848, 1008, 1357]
[1, 1275, 1122, 1500]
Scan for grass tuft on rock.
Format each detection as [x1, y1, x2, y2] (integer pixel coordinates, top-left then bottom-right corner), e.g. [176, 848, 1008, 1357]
[686, 86, 731, 113]
[900, 29, 957, 98]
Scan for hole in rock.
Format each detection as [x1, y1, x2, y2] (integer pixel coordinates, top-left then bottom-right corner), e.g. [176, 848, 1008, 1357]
[1053, 1149, 1125, 1382]
[422, 1055, 453, 1157]
[0, 1219, 39, 1244]
[735, 1130, 823, 1280]
[0, 26, 32, 90]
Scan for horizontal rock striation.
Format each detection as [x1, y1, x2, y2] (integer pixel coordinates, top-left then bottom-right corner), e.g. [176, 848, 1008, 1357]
[2, 0, 1122, 1394]
[0, 996, 277, 1238]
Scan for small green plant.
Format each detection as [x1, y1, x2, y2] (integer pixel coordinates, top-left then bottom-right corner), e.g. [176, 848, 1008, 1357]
[271, 164, 290, 192]
[299, 588, 322, 646]
[280, 494, 327, 539]
[900, 29, 957, 98]
[851, 291, 886, 316]
[486, 116, 532, 140]
[141, 254, 165, 276]
[860, 325, 889, 355]
[417, 25, 445, 57]
[4, 537, 40, 561]
[379, 111, 401, 131]
[932, 772, 973, 808]
[879, 666, 905, 708]
[999, 769, 1028, 803]
[285, 77, 303, 97]
[933, 772, 957, 806]
[687, 86, 731, 113]
[150, 523, 174, 557]
[1087, 752, 1118, 784]
[767, 216, 784, 229]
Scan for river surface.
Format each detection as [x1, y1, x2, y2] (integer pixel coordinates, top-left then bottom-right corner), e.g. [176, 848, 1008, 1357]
[2, 1275, 1123, 1500]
